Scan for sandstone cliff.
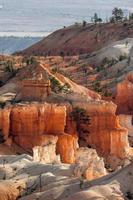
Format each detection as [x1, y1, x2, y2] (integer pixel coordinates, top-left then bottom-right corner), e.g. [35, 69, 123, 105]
[0, 103, 78, 164]
[0, 100, 130, 162]
[116, 73, 133, 115]
[71, 101, 129, 159]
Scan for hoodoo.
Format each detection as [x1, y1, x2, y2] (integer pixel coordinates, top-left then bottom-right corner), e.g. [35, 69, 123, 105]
[0, 100, 130, 163]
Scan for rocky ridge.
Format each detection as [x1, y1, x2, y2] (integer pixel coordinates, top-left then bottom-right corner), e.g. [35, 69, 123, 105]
[19, 21, 133, 56]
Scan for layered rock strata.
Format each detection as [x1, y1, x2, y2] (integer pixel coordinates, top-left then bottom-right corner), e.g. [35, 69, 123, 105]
[119, 114, 133, 146]
[71, 101, 129, 159]
[116, 73, 133, 115]
[0, 103, 78, 164]
[0, 100, 130, 164]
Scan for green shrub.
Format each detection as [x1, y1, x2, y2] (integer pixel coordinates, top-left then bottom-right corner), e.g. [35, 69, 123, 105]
[4, 61, 14, 73]
[59, 82, 71, 93]
[129, 13, 133, 20]
[82, 20, 87, 27]
[25, 56, 37, 66]
[92, 80, 102, 93]
[51, 67, 58, 74]
[50, 77, 61, 89]
[70, 107, 86, 121]
[96, 65, 104, 72]
[50, 74, 71, 94]
[127, 57, 131, 65]
[119, 55, 127, 61]
[101, 57, 117, 68]
[0, 101, 5, 109]
[102, 90, 112, 97]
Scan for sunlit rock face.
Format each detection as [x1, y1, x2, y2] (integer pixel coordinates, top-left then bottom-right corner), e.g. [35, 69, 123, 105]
[56, 133, 78, 164]
[10, 103, 66, 137]
[119, 114, 133, 146]
[119, 115, 133, 137]
[0, 103, 78, 164]
[0, 107, 11, 140]
[33, 135, 60, 164]
[0, 100, 130, 164]
[116, 73, 133, 115]
[9, 103, 66, 152]
[72, 101, 129, 159]
[74, 147, 107, 180]
[0, 182, 21, 200]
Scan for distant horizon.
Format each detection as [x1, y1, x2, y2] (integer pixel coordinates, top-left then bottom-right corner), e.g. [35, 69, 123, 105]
[0, 0, 132, 37]
[0, 31, 50, 37]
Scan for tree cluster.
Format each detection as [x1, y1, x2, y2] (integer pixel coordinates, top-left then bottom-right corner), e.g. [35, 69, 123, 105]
[109, 7, 133, 23]
[80, 7, 133, 27]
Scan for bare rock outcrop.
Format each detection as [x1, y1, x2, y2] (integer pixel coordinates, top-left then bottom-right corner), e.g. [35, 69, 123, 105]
[71, 101, 129, 159]
[33, 135, 60, 164]
[119, 114, 133, 146]
[0, 153, 133, 200]
[56, 133, 78, 164]
[0, 107, 11, 140]
[0, 182, 22, 200]
[74, 147, 107, 180]
[0, 103, 78, 164]
[0, 100, 131, 164]
[116, 73, 133, 115]
[119, 115, 133, 137]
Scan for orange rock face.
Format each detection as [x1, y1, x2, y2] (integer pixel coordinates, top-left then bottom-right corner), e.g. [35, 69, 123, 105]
[0, 100, 130, 163]
[0, 107, 11, 140]
[0, 103, 78, 164]
[0, 182, 20, 200]
[72, 101, 129, 159]
[119, 115, 133, 137]
[21, 79, 51, 101]
[10, 103, 66, 136]
[56, 133, 78, 164]
[116, 73, 133, 115]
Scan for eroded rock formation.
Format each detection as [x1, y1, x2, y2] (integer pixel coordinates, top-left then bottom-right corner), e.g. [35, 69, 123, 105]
[0, 107, 11, 140]
[0, 150, 107, 200]
[0, 153, 133, 200]
[0, 100, 130, 165]
[74, 147, 107, 180]
[119, 114, 133, 146]
[33, 135, 60, 164]
[0, 103, 78, 164]
[71, 101, 129, 159]
[116, 73, 133, 115]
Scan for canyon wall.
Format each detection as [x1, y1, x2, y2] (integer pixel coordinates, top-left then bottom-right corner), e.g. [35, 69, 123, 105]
[119, 114, 133, 146]
[0, 107, 11, 140]
[33, 135, 60, 164]
[116, 73, 133, 115]
[0, 100, 130, 164]
[0, 103, 78, 164]
[21, 80, 51, 101]
[74, 147, 107, 180]
[119, 115, 133, 137]
[72, 101, 129, 159]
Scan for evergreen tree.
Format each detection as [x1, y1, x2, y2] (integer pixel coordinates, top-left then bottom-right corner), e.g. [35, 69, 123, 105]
[93, 13, 102, 24]
[112, 7, 124, 22]
[93, 13, 99, 24]
[129, 13, 133, 20]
